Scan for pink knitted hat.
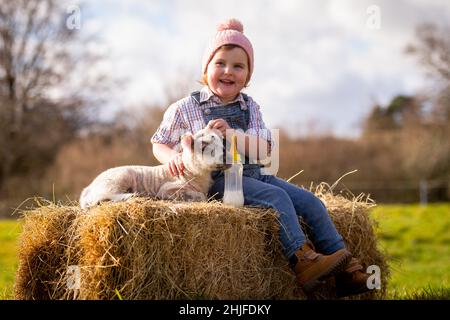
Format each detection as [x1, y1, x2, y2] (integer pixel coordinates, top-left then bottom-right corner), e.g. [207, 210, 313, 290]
[202, 18, 254, 81]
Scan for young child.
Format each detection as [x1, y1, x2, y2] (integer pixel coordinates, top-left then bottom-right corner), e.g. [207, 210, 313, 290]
[151, 18, 371, 297]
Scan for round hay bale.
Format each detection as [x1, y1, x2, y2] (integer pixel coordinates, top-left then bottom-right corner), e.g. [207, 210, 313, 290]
[14, 190, 389, 300]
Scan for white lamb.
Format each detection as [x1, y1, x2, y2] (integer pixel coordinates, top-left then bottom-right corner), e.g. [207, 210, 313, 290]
[79, 127, 227, 209]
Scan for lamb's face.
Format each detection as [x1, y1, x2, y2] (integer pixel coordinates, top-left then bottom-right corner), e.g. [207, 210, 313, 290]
[185, 128, 229, 173]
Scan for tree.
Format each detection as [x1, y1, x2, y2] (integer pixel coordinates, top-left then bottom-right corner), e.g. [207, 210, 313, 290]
[0, 0, 110, 195]
[363, 95, 423, 134]
[406, 24, 450, 187]
[406, 24, 450, 83]
[406, 23, 450, 124]
[359, 23, 450, 201]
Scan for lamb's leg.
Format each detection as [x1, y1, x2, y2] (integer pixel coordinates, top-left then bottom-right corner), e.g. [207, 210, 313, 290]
[156, 182, 206, 201]
[109, 193, 135, 203]
[156, 182, 184, 200]
[79, 187, 91, 209]
[182, 190, 207, 202]
[80, 191, 135, 209]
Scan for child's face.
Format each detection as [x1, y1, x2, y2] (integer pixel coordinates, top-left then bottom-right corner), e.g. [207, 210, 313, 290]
[206, 46, 249, 104]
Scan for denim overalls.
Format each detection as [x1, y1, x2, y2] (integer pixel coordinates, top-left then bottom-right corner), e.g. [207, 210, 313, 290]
[191, 91, 345, 259]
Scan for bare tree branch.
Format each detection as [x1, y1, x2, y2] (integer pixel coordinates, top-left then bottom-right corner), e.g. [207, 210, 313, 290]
[0, 0, 113, 192]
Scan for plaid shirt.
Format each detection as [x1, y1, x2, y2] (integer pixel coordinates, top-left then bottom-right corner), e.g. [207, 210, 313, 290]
[151, 86, 272, 150]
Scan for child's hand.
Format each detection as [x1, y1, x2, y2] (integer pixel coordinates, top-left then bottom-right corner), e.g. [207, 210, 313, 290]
[168, 153, 185, 177]
[207, 119, 232, 137]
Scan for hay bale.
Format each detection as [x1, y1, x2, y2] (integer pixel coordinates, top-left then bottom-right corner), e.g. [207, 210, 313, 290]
[14, 189, 389, 300]
[73, 200, 292, 300]
[307, 187, 390, 299]
[14, 202, 79, 299]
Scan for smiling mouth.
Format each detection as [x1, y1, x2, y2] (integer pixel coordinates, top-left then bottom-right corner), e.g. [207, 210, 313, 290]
[220, 79, 235, 85]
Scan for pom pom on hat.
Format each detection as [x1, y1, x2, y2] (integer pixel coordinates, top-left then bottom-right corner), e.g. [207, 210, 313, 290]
[217, 19, 244, 33]
[202, 18, 254, 82]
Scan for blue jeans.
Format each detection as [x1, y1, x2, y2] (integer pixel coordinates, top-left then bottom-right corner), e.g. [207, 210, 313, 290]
[209, 169, 345, 259]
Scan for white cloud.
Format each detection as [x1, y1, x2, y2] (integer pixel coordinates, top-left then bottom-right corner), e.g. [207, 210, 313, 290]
[80, 0, 450, 137]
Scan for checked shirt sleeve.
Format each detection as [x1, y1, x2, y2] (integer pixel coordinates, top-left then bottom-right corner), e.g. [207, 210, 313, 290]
[151, 103, 187, 149]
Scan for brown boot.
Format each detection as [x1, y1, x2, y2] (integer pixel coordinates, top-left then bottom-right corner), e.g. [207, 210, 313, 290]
[292, 242, 352, 293]
[335, 258, 372, 298]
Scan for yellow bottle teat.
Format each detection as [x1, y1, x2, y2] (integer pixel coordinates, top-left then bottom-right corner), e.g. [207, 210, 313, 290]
[230, 134, 241, 163]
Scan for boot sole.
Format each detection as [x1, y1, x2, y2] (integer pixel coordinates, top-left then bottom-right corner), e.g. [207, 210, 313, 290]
[302, 250, 352, 293]
[336, 283, 373, 298]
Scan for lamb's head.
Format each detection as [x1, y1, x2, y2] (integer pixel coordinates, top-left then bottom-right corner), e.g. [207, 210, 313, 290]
[181, 127, 229, 175]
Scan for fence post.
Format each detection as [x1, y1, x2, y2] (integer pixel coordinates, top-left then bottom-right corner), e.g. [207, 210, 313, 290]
[419, 180, 428, 206]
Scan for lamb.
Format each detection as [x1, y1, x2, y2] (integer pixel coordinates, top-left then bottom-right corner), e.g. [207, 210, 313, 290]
[79, 127, 227, 209]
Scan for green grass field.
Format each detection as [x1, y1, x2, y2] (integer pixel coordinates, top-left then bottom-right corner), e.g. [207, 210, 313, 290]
[0, 203, 449, 299]
[0, 219, 21, 299]
[371, 203, 450, 299]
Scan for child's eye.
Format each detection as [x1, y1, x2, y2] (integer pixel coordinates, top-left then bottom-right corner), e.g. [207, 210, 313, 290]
[215, 62, 225, 66]
[234, 64, 244, 69]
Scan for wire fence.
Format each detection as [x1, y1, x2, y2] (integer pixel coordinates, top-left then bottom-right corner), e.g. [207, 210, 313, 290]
[285, 176, 449, 204]
[328, 178, 449, 204]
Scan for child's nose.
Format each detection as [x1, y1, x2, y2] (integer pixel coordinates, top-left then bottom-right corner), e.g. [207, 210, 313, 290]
[224, 65, 232, 74]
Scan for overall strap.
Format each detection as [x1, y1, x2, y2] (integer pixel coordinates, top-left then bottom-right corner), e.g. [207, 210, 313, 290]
[190, 91, 204, 106]
[190, 91, 250, 108]
[241, 92, 249, 103]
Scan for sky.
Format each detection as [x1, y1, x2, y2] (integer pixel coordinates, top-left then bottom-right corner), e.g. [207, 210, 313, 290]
[73, 0, 450, 137]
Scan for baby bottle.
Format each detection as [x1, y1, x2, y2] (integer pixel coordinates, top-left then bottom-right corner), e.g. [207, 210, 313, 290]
[223, 135, 244, 207]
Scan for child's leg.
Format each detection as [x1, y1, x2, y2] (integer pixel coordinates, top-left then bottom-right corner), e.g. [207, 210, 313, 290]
[210, 175, 355, 294]
[262, 175, 345, 255]
[262, 177, 374, 297]
[209, 176, 306, 259]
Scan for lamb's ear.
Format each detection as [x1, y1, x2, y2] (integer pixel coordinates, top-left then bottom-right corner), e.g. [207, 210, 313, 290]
[181, 133, 194, 151]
